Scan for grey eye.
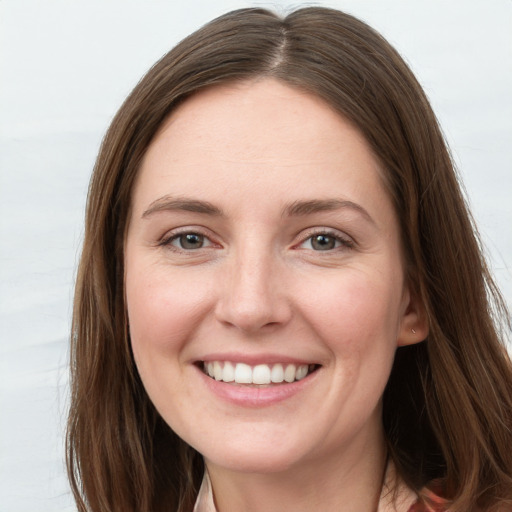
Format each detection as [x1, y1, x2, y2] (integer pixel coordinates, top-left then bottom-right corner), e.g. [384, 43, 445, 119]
[310, 234, 337, 251]
[175, 233, 205, 249]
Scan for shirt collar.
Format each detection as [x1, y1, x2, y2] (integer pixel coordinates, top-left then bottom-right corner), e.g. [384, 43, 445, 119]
[193, 459, 418, 512]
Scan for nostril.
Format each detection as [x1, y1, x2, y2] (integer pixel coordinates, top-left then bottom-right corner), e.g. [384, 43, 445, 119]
[213, 263, 292, 332]
[215, 296, 292, 333]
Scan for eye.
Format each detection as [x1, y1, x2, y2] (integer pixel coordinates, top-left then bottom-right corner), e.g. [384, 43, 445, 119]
[165, 232, 213, 250]
[298, 231, 353, 251]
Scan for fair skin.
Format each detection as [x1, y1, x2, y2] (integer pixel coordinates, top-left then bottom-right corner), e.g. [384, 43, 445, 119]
[125, 79, 427, 512]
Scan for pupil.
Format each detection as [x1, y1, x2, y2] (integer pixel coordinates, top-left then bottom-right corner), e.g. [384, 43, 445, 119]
[312, 234, 335, 250]
[181, 233, 203, 249]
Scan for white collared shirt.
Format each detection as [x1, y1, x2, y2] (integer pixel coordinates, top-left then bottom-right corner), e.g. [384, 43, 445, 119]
[193, 460, 418, 512]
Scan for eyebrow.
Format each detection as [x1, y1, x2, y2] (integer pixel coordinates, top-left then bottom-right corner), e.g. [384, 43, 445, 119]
[283, 199, 376, 225]
[142, 196, 224, 218]
[142, 195, 375, 226]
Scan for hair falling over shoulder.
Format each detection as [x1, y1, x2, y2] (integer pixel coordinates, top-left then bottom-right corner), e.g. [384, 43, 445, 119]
[67, 7, 512, 512]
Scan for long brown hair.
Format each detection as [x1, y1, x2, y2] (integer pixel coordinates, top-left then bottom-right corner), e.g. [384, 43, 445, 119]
[67, 7, 512, 511]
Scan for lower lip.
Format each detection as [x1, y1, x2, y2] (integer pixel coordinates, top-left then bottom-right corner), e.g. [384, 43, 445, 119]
[197, 366, 319, 407]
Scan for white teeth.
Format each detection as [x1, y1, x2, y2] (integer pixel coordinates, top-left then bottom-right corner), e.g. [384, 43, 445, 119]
[213, 361, 223, 381]
[222, 361, 235, 382]
[234, 363, 252, 384]
[296, 365, 308, 380]
[284, 364, 296, 383]
[270, 363, 284, 383]
[252, 364, 271, 385]
[203, 361, 315, 384]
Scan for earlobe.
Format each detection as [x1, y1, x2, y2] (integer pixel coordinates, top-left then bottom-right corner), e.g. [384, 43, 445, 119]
[397, 287, 429, 347]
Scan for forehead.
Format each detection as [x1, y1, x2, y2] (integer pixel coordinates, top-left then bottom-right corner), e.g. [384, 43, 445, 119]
[133, 78, 392, 223]
[149, 79, 377, 169]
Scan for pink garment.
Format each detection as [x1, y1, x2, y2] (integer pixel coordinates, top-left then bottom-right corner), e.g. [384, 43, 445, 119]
[408, 480, 449, 512]
[192, 460, 447, 512]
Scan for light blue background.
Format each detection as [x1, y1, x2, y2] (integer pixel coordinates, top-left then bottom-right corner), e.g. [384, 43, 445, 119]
[1, 1, 510, 510]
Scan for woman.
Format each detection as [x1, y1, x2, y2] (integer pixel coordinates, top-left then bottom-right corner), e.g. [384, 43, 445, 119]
[67, 7, 512, 512]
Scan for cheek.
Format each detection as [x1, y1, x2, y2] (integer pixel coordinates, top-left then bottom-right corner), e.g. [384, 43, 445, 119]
[295, 266, 403, 409]
[124, 263, 215, 424]
[299, 268, 403, 348]
[283, 270, 402, 447]
[125, 263, 212, 365]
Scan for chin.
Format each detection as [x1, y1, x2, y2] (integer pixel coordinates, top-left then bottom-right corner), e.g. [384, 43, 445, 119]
[198, 436, 306, 475]
[205, 453, 299, 475]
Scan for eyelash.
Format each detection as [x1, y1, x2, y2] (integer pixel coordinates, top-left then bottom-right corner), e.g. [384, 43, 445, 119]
[158, 228, 354, 253]
[159, 228, 214, 252]
[295, 228, 354, 252]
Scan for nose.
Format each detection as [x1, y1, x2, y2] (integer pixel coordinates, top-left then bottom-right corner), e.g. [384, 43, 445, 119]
[214, 248, 292, 334]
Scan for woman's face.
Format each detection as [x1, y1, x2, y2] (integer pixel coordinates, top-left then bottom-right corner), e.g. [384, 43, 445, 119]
[125, 79, 425, 475]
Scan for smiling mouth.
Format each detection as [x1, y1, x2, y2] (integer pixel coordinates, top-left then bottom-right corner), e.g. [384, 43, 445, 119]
[200, 361, 320, 385]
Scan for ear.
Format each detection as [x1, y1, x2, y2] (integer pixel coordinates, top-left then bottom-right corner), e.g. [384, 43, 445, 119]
[397, 285, 429, 347]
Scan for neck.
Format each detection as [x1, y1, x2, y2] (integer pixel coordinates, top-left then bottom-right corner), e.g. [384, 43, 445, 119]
[206, 425, 388, 512]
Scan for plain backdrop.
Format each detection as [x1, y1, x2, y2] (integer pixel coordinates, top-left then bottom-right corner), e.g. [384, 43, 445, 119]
[0, 1, 510, 510]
